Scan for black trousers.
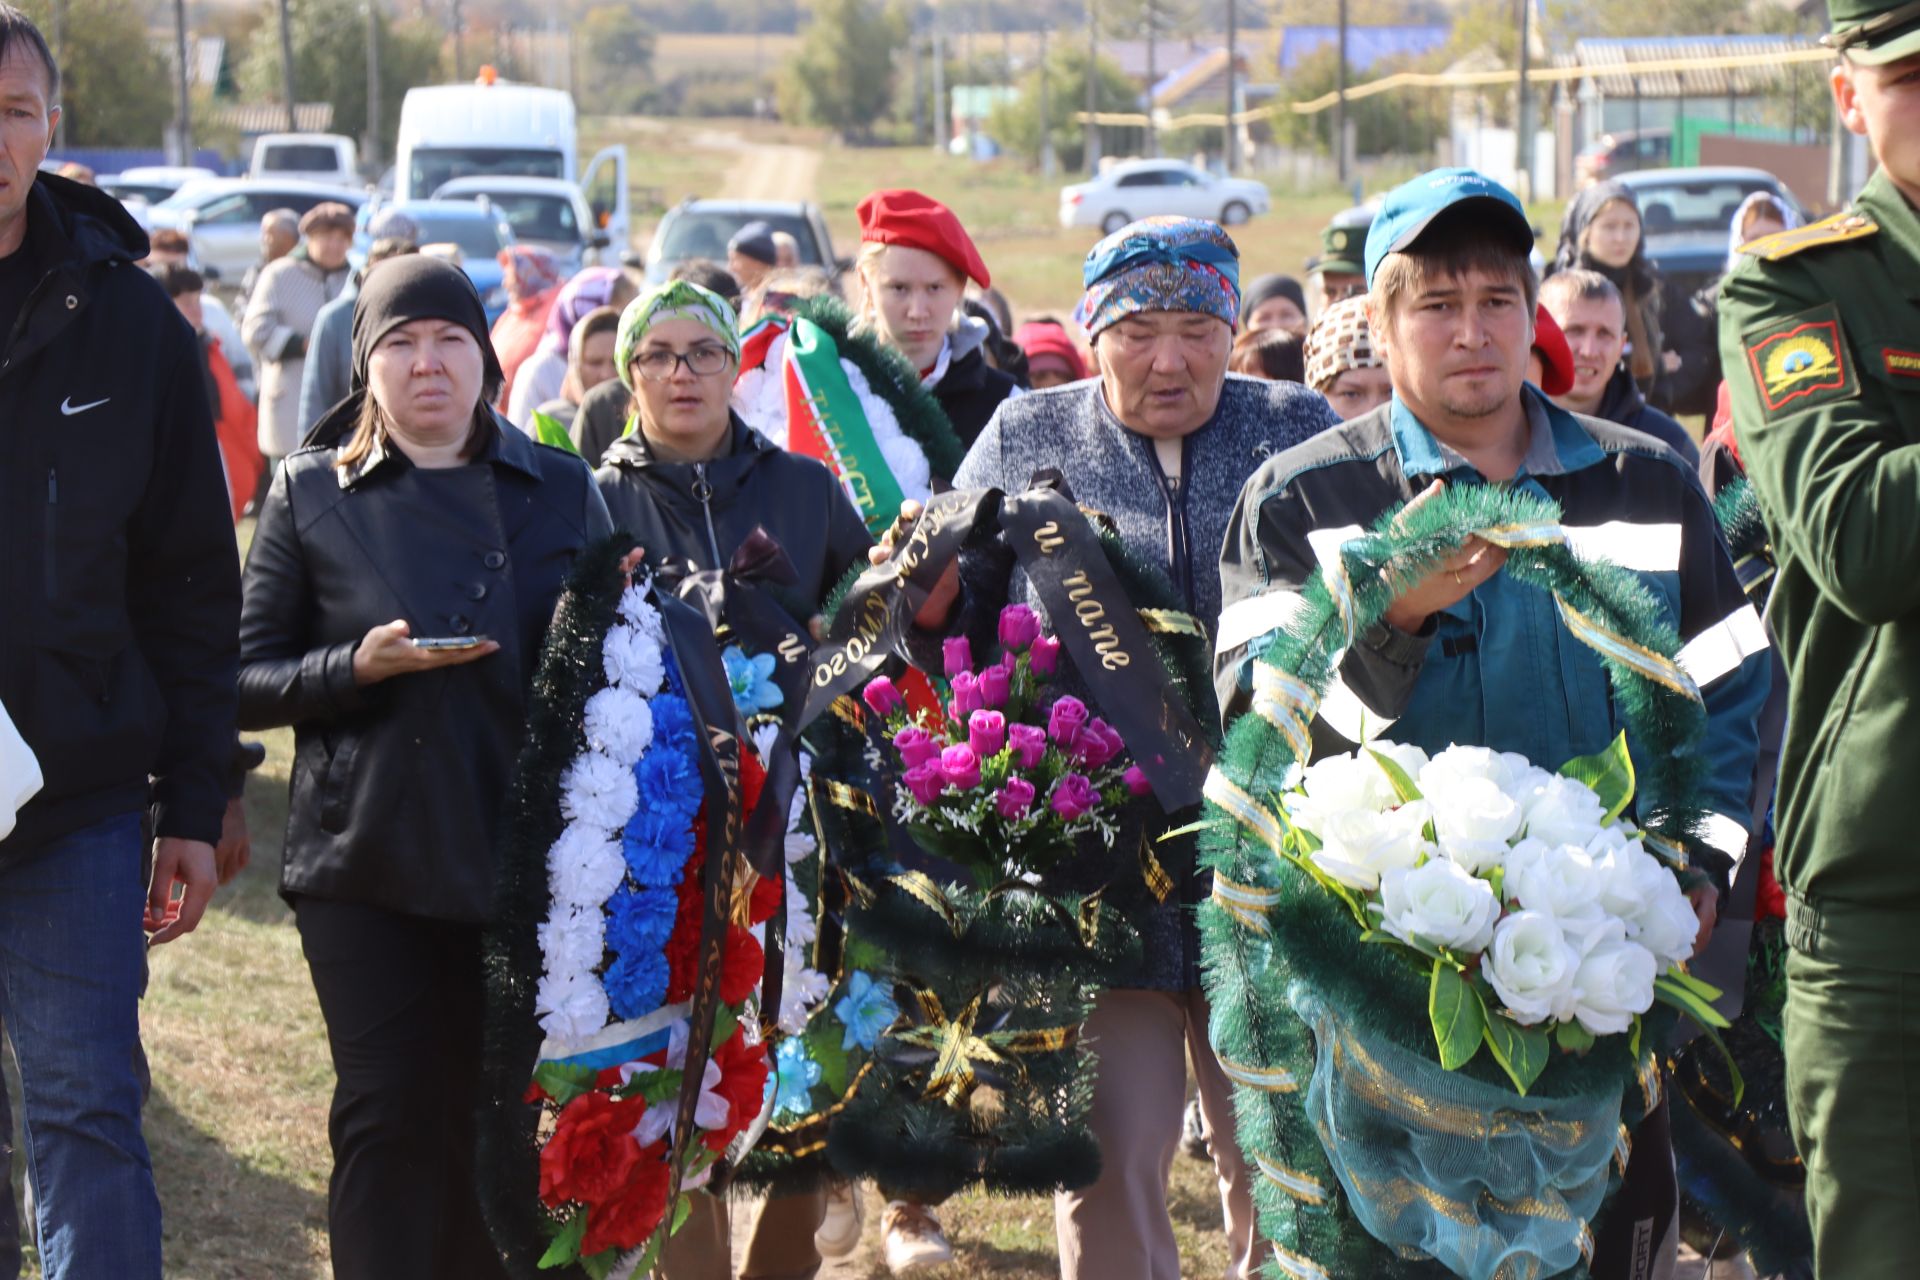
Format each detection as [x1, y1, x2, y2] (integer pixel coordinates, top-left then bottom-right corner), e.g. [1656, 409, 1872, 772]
[295, 896, 508, 1280]
[1590, 1093, 1678, 1280]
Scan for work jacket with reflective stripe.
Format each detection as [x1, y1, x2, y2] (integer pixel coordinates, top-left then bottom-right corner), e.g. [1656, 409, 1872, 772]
[1214, 391, 1769, 887]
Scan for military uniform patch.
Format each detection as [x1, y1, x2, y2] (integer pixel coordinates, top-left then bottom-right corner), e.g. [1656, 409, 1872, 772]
[1745, 306, 1857, 415]
[1884, 348, 1920, 380]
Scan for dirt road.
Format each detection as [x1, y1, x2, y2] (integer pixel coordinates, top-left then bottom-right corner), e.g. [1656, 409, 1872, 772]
[723, 141, 822, 203]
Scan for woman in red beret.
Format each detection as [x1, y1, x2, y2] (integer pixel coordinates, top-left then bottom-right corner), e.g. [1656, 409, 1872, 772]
[1014, 318, 1092, 389]
[854, 189, 1020, 451]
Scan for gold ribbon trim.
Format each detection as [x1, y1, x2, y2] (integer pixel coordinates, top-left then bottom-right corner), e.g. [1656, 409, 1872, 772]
[1203, 768, 1289, 862]
[1271, 1243, 1334, 1280]
[1251, 660, 1319, 766]
[814, 777, 880, 821]
[1136, 607, 1207, 638]
[887, 871, 965, 937]
[1553, 597, 1703, 703]
[1216, 1054, 1299, 1093]
[1139, 832, 1175, 903]
[826, 694, 867, 731]
[892, 990, 1078, 1106]
[1255, 1153, 1329, 1205]
[1212, 871, 1282, 936]
[1614, 1122, 1633, 1177]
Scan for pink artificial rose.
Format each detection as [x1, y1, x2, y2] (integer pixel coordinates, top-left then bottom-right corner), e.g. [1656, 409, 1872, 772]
[1123, 765, 1152, 797]
[1047, 695, 1089, 745]
[903, 761, 948, 805]
[1049, 773, 1099, 821]
[1073, 717, 1125, 769]
[949, 672, 984, 721]
[1008, 723, 1047, 770]
[968, 710, 1007, 759]
[940, 744, 982, 790]
[895, 726, 938, 770]
[1029, 634, 1061, 676]
[995, 777, 1036, 819]
[863, 676, 904, 718]
[978, 662, 1011, 709]
[998, 605, 1041, 653]
[942, 637, 973, 678]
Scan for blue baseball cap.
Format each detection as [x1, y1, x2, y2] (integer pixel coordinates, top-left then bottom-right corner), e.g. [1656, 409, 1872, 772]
[1364, 168, 1533, 287]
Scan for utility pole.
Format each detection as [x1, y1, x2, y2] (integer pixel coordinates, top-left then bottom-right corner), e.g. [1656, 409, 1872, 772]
[1085, 0, 1100, 174]
[1515, 0, 1532, 198]
[1144, 0, 1157, 158]
[278, 0, 298, 130]
[171, 0, 192, 165]
[1040, 26, 1055, 178]
[452, 0, 465, 81]
[912, 24, 926, 145]
[932, 1, 946, 153]
[50, 0, 64, 148]
[1335, 0, 1348, 183]
[1223, 0, 1236, 172]
[366, 0, 382, 172]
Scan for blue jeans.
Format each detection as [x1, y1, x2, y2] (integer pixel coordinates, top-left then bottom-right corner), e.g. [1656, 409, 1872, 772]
[0, 814, 160, 1278]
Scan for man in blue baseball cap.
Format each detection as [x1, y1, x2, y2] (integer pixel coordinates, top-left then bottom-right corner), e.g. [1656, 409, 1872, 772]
[1214, 170, 1769, 1278]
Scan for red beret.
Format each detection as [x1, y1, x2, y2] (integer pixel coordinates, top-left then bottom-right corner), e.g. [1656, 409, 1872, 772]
[1532, 304, 1575, 397]
[857, 189, 991, 289]
[1014, 320, 1089, 381]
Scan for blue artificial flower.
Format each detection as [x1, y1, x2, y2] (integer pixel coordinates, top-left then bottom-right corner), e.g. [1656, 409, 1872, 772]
[833, 971, 899, 1052]
[621, 806, 697, 888]
[661, 650, 686, 698]
[772, 1038, 822, 1119]
[722, 646, 785, 717]
[650, 693, 696, 750]
[602, 947, 670, 1022]
[632, 730, 702, 826]
[605, 885, 679, 955]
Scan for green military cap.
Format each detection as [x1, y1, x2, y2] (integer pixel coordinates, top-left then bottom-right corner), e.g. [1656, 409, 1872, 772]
[1823, 0, 1920, 64]
[1311, 210, 1373, 277]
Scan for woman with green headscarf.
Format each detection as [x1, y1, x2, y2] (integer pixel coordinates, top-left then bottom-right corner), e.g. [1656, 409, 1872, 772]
[595, 280, 872, 626]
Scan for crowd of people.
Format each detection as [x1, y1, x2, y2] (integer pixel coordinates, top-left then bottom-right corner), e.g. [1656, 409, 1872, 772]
[2, 0, 1918, 1276]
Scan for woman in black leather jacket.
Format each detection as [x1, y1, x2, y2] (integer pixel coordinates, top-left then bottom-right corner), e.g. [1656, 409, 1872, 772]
[237, 256, 612, 1280]
[593, 280, 873, 1279]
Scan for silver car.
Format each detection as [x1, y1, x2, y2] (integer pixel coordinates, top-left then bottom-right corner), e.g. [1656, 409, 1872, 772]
[144, 179, 369, 284]
[1059, 160, 1271, 235]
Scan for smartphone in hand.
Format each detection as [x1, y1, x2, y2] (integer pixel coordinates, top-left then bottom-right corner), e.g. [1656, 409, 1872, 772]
[411, 636, 490, 651]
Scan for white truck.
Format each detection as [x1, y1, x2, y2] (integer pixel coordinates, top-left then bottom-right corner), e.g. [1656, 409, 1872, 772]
[249, 133, 360, 186]
[394, 72, 630, 257]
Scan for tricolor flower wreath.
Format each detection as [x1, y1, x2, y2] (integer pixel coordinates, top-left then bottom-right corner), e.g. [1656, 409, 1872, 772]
[524, 582, 779, 1277]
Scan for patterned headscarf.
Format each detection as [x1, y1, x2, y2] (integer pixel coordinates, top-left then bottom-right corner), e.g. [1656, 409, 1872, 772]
[1072, 216, 1241, 340]
[1303, 295, 1382, 394]
[538, 267, 625, 358]
[498, 245, 563, 304]
[615, 280, 740, 391]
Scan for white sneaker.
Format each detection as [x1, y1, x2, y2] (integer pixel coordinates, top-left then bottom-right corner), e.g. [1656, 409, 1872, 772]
[815, 1177, 865, 1259]
[882, 1199, 954, 1273]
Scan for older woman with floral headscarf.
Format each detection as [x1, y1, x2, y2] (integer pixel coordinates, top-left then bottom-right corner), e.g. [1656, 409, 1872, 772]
[875, 215, 1340, 1280]
[489, 245, 565, 411]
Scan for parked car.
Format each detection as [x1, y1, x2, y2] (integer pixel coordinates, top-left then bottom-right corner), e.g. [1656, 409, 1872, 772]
[98, 165, 220, 207]
[431, 175, 613, 275]
[1575, 130, 1673, 186]
[249, 132, 361, 186]
[643, 198, 839, 284]
[1614, 166, 1805, 299]
[357, 198, 517, 323]
[145, 178, 369, 282]
[1059, 160, 1271, 235]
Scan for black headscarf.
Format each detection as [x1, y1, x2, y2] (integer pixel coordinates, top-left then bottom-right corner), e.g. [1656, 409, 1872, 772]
[1238, 273, 1307, 326]
[1550, 180, 1659, 297]
[351, 254, 505, 399]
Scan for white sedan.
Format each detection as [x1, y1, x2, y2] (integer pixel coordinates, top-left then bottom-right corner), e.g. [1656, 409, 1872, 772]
[1060, 160, 1271, 235]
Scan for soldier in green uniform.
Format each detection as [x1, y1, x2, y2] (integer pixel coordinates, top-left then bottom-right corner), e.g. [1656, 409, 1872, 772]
[1717, 3, 1920, 1273]
[1305, 206, 1372, 316]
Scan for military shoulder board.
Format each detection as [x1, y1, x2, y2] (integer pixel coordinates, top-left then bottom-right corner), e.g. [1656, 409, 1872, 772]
[1739, 211, 1880, 262]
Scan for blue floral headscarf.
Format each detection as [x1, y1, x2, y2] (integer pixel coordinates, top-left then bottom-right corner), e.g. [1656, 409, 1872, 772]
[1072, 216, 1242, 340]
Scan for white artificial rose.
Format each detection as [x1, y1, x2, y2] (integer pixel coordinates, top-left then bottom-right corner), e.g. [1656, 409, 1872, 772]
[537, 906, 608, 979]
[1310, 808, 1427, 890]
[616, 585, 666, 640]
[582, 685, 655, 765]
[1430, 777, 1525, 873]
[1300, 753, 1399, 816]
[1484, 910, 1581, 1026]
[1379, 857, 1500, 954]
[1590, 837, 1663, 921]
[1368, 740, 1432, 788]
[1635, 879, 1702, 969]
[548, 822, 628, 909]
[1520, 774, 1609, 848]
[559, 749, 640, 832]
[778, 960, 832, 1035]
[1568, 939, 1659, 1035]
[1419, 745, 1520, 796]
[535, 969, 611, 1047]
[1503, 838, 1614, 953]
[602, 623, 667, 695]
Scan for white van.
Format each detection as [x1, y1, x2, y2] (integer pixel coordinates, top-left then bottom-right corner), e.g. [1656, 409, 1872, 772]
[250, 133, 360, 186]
[394, 72, 630, 255]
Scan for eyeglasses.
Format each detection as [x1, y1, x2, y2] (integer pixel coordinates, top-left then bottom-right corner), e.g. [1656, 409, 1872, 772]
[633, 345, 731, 381]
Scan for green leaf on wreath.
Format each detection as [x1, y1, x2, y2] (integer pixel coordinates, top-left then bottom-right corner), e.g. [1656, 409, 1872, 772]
[1429, 959, 1486, 1069]
[1659, 967, 1726, 1006]
[625, 1067, 684, 1105]
[1368, 749, 1425, 805]
[580, 1246, 617, 1280]
[1654, 977, 1731, 1030]
[537, 1209, 587, 1268]
[1555, 1020, 1596, 1055]
[1557, 731, 1637, 825]
[533, 1061, 600, 1107]
[710, 1004, 739, 1047]
[810, 1026, 853, 1095]
[673, 1193, 694, 1234]
[1483, 1012, 1550, 1095]
[1158, 817, 1221, 842]
[1630, 1014, 1643, 1061]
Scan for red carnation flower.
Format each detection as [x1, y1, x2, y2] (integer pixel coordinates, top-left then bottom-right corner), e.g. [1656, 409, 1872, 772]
[538, 1091, 649, 1209]
[719, 925, 764, 1005]
[704, 1026, 771, 1151]
[580, 1138, 673, 1257]
[749, 869, 781, 925]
